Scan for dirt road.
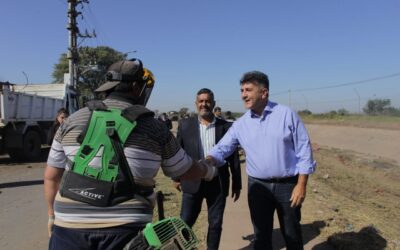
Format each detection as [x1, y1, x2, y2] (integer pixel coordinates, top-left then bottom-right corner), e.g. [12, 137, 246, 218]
[306, 124, 400, 164]
[0, 124, 399, 250]
[0, 158, 48, 250]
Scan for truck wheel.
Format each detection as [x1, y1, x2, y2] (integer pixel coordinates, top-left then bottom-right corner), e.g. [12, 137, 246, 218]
[8, 149, 23, 161]
[23, 130, 42, 161]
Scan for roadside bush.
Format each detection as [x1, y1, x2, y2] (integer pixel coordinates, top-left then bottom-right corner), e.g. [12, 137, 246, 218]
[337, 108, 349, 116]
[329, 110, 337, 118]
[298, 109, 312, 116]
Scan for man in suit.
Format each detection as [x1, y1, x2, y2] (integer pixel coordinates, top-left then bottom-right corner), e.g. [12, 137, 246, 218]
[174, 88, 241, 250]
[213, 106, 224, 120]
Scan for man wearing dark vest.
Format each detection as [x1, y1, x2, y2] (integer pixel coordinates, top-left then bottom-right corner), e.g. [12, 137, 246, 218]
[44, 59, 216, 250]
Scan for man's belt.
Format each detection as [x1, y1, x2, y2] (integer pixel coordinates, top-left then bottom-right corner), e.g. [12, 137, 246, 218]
[253, 175, 298, 183]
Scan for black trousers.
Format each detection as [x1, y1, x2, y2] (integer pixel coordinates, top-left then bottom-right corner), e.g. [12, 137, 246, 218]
[248, 176, 303, 250]
[180, 177, 227, 250]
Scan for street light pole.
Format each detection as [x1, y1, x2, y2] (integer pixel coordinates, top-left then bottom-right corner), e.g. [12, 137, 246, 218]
[22, 71, 29, 85]
[354, 88, 361, 114]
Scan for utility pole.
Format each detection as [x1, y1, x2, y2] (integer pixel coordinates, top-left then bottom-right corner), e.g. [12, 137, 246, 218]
[67, 0, 95, 89]
[67, 0, 79, 89]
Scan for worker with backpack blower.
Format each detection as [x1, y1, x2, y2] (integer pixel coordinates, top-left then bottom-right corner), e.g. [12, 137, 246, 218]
[44, 59, 216, 250]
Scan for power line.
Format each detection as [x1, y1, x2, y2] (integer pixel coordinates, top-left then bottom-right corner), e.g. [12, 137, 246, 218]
[269, 72, 400, 97]
[82, 4, 108, 46]
[217, 92, 400, 107]
[294, 72, 400, 92]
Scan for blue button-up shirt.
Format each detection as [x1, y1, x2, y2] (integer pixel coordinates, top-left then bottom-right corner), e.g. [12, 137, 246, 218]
[208, 101, 316, 179]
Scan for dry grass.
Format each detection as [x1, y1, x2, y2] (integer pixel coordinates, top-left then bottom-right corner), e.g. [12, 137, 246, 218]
[152, 147, 400, 249]
[301, 114, 400, 130]
[302, 145, 400, 249]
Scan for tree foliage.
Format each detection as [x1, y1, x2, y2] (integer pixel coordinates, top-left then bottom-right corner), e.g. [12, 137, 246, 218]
[298, 109, 312, 116]
[337, 108, 349, 116]
[179, 107, 189, 118]
[52, 46, 126, 100]
[363, 99, 392, 115]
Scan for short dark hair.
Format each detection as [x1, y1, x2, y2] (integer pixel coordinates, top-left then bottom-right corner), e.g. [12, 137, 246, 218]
[54, 108, 69, 123]
[214, 106, 221, 112]
[196, 88, 215, 101]
[57, 107, 69, 116]
[240, 71, 269, 90]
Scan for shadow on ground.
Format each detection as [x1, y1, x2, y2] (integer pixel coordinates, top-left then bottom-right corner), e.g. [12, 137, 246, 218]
[240, 220, 332, 250]
[240, 222, 387, 250]
[0, 180, 44, 189]
[323, 225, 387, 250]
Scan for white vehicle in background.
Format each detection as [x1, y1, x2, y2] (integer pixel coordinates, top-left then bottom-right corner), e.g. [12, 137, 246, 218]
[0, 81, 79, 161]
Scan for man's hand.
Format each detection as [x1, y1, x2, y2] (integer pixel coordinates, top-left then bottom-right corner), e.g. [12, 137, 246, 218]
[47, 215, 55, 237]
[173, 181, 181, 192]
[199, 159, 218, 181]
[290, 183, 306, 207]
[290, 175, 308, 207]
[180, 158, 216, 181]
[205, 156, 217, 166]
[231, 189, 241, 202]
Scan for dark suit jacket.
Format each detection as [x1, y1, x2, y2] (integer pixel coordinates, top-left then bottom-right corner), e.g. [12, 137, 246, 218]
[177, 117, 241, 195]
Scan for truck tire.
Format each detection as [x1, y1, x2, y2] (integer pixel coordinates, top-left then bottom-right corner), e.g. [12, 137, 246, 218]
[7, 130, 42, 162]
[8, 149, 23, 161]
[23, 130, 42, 161]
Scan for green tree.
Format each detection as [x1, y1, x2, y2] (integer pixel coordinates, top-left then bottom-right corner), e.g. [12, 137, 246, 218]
[179, 107, 189, 118]
[298, 109, 312, 116]
[52, 46, 126, 100]
[363, 99, 391, 115]
[337, 108, 349, 116]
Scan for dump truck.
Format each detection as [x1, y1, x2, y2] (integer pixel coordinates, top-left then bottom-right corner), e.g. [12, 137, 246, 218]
[0, 81, 79, 161]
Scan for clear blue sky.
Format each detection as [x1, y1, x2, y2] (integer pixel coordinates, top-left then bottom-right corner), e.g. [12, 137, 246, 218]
[1, 1, 399, 113]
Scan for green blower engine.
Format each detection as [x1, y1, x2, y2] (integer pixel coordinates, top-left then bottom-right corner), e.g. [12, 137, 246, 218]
[123, 191, 199, 250]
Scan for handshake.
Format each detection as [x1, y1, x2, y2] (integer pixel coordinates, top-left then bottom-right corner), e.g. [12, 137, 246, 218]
[172, 158, 218, 193]
[198, 159, 218, 181]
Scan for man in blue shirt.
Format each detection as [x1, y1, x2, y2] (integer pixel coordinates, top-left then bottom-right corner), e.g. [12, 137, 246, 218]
[207, 71, 316, 250]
